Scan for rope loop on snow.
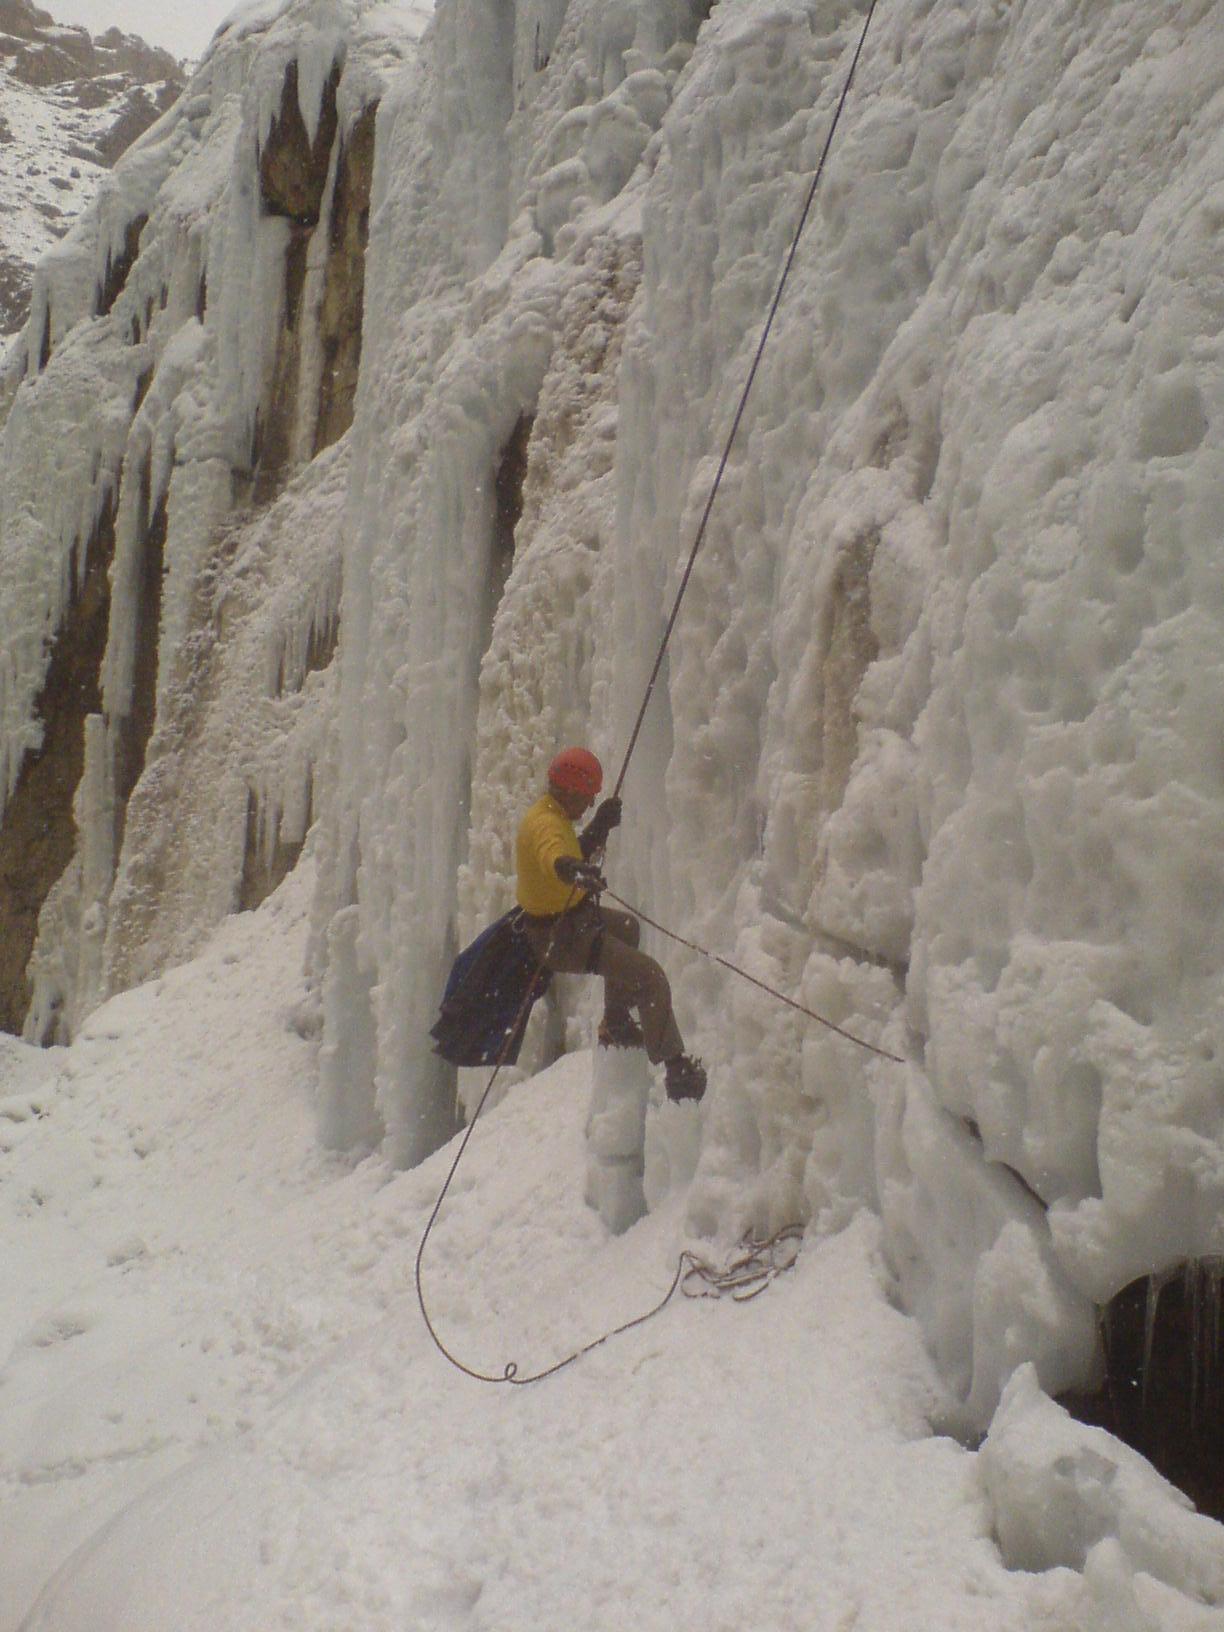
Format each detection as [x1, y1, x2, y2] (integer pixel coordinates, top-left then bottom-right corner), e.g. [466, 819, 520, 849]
[416, 0, 884, 1385]
[681, 1224, 805, 1302]
[417, 1191, 806, 1385]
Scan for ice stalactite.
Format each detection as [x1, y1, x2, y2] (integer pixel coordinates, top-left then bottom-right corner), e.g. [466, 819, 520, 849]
[110, 460, 167, 855]
[252, 57, 342, 501]
[0, 493, 116, 1036]
[239, 773, 313, 912]
[312, 98, 377, 455]
[34, 297, 51, 373]
[100, 439, 351, 1002]
[584, 1045, 649, 1235]
[22, 423, 178, 1040]
[491, 413, 531, 593]
[271, 578, 340, 700]
[96, 213, 148, 318]
[316, 903, 382, 1151]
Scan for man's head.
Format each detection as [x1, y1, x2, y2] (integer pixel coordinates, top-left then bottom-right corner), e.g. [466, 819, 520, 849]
[547, 746, 603, 819]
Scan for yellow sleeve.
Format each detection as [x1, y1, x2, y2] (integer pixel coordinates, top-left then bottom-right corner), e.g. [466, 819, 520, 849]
[516, 797, 586, 915]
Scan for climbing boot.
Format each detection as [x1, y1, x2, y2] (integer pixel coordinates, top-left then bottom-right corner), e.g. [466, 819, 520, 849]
[598, 1008, 644, 1050]
[664, 1054, 707, 1103]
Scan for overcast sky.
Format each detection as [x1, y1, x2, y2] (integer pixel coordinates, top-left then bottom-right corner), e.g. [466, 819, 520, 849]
[46, 0, 242, 61]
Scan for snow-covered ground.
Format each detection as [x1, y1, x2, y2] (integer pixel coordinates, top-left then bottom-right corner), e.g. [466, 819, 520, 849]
[2, 861, 1220, 1631]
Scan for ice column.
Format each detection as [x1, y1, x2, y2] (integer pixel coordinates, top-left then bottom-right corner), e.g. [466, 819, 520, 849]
[584, 1042, 650, 1235]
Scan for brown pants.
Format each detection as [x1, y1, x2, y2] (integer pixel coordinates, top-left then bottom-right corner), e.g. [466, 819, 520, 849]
[522, 901, 684, 1064]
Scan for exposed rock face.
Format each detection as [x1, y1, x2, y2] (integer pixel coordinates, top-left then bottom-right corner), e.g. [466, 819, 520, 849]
[258, 58, 339, 225]
[0, 0, 185, 334]
[0, 497, 114, 1033]
[250, 59, 343, 500]
[0, 0, 179, 90]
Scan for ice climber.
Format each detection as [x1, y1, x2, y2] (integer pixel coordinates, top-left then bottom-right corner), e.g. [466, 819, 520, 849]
[516, 747, 707, 1102]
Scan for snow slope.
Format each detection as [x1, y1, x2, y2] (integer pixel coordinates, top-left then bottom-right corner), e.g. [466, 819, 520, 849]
[3, 866, 1217, 1631]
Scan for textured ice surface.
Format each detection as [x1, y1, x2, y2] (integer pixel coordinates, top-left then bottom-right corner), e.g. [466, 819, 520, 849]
[584, 1042, 649, 1233]
[982, 1365, 1224, 1607]
[315, 0, 1224, 1431]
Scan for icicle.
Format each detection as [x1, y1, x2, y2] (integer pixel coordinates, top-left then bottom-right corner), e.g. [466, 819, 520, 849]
[1187, 1260, 1201, 1434]
[1200, 1257, 1224, 1432]
[257, 75, 281, 154]
[296, 37, 345, 146]
[263, 790, 283, 872]
[1141, 1268, 1176, 1408]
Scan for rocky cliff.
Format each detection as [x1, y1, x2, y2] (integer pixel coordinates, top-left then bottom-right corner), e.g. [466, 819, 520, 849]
[0, 0, 184, 334]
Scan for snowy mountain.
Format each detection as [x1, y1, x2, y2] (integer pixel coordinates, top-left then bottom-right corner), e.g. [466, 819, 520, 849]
[0, 0, 184, 334]
[1, 0, 1223, 1620]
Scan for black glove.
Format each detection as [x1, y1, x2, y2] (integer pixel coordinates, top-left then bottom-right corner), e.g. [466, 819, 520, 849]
[555, 855, 607, 894]
[581, 796, 622, 856]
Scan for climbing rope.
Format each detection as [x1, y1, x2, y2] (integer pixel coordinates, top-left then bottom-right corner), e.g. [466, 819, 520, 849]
[682, 1223, 805, 1301]
[416, 0, 885, 1384]
[612, 0, 883, 800]
[417, 1189, 807, 1384]
[606, 888, 903, 1065]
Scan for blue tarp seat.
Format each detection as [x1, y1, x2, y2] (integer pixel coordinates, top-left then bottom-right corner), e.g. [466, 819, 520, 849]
[430, 910, 552, 1068]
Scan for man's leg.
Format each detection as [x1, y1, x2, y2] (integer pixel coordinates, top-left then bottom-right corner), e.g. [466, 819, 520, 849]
[522, 904, 686, 1066]
[591, 920, 684, 1065]
[588, 908, 642, 1043]
[595, 909, 706, 1098]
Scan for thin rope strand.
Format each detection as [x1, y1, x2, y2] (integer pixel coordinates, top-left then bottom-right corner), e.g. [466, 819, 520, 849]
[605, 889, 904, 1064]
[613, 0, 882, 801]
[416, 1, 884, 1384]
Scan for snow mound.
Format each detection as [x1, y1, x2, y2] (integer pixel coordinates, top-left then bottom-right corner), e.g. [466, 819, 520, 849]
[982, 1364, 1224, 1624]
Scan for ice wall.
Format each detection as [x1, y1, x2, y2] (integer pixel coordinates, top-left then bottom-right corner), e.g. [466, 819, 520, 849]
[317, 0, 1224, 1436]
[315, 0, 701, 1163]
[0, 0, 429, 1037]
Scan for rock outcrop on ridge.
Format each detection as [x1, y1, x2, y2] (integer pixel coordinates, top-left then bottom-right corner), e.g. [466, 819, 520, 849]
[0, 0, 184, 334]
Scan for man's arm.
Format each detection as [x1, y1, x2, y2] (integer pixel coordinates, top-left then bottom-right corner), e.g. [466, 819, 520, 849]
[579, 796, 622, 858]
[555, 854, 606, 891]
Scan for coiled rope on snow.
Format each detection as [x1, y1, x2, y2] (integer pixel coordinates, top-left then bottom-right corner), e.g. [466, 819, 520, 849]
[416, 0, 887, 1384]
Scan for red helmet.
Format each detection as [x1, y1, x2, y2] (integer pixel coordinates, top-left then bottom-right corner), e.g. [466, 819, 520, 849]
[548, 746, 603, 798]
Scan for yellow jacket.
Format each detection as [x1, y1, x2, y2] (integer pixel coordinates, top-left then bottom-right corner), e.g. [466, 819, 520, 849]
[516, 793, 586, 916]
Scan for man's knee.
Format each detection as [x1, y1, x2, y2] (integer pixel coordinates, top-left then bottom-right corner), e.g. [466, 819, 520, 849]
[602, 908, 640, 950]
